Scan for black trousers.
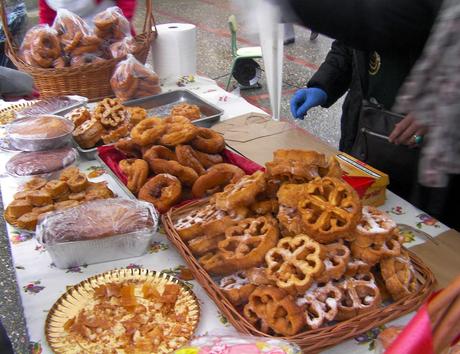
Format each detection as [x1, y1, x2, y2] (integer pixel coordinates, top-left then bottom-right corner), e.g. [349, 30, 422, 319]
[0, 322, 13, 354]
[412, 174, 460, 231]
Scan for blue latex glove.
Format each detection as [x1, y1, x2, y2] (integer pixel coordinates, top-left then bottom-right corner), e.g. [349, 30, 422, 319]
[290, 87, 328, 119]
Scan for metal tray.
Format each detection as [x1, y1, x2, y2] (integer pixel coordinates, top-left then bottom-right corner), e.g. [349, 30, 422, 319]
[124, 89, 223, 127]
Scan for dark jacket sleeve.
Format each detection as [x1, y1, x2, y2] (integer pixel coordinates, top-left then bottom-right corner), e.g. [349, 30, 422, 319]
[307, 41, 352, 107]
[287, 0, 442, 52]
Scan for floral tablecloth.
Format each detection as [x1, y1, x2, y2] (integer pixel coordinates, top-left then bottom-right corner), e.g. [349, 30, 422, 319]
[0, 77, 450, 354]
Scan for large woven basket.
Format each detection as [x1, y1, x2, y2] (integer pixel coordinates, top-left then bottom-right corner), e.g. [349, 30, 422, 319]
[163, 199, 437, 353]
[0, 0, 157, 99]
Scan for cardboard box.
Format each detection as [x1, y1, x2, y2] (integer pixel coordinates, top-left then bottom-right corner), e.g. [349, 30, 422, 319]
[336, 153, 389, 206]
[213, 113, 389, 206]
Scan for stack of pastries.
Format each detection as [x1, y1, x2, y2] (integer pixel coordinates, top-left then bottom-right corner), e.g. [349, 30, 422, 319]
[4, 167, 114, 231]
[69, 98, 143, 148]
[172, 149, 419, 336]
[114, 111, 242, 213]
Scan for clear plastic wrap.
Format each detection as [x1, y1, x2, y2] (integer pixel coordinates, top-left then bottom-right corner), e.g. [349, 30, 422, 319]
[36, 198, 159, 268]
[175, 333, 301, 354]
[38, 198, 158, 245]
[19, 24, 61, 68]
[52, 9, 101, 57]
[15, 96, 88, 118]
[5, 147, 78, 178]
[93, 6, 131, 43]
[110, 54, 161, 102]
[109, 37, 140, 58]
[6, 115, 74, 151]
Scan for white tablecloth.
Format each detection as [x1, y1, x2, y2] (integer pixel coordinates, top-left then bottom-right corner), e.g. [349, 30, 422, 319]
[0, 77, 449, 354]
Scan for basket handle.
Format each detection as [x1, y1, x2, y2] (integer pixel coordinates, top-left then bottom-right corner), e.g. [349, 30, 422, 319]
[0, 0, 19, 57]
[143, 0, 158, 38]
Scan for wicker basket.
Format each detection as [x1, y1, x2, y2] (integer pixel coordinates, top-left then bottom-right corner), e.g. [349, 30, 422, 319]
[0, 0, 157, 99]
[163, 199, 437, 353]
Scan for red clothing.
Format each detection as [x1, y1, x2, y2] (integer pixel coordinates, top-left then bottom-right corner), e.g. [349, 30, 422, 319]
[38, 0, 136, 26]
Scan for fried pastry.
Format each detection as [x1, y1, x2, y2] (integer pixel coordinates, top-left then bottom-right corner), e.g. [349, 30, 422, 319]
[296, 281, 343, 329]
[296, 177, 361, 243]
[93, 97, 127, 128]
[316, 241, 351, 283]
[138, 174, 182, 213]
[243, 286, 305, 336]
[5, 199, 33, 218]
[265, 234, 324, 294]
[171, 103, 201, 121]
[380, 249, 418, 301]
[219, 271, 257, 306]
[351, 230, 403, 265]
[67, 173, 89, 193]
[335, 272, 382, 321]
[218, 215, 279, 273]
[353, 206, 397, 246]
[21, 177, 48, 191]
[44, 180, 69, 198]
[173, 203, 237, 241]
[16, 212, 39, 230]
[266, 149, 329, 183]
[119, 158, 149, 195]
[26, 190, 53, 207]
[188, 229, 225, 256]
[212, 170, 266, 212]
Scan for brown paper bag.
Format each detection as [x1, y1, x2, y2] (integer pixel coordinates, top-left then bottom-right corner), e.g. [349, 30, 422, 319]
[410, 229, 460, 289]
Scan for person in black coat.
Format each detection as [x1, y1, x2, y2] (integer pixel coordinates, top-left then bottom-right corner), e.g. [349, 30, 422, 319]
[288, 0, 442, 201]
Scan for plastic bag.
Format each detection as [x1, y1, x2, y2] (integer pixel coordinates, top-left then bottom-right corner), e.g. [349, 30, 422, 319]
[52, 9, 101, 56]
[110, 37, 140, 58]
[5, 147, 78, 177]
[19, 24, 61, 68]
[174, 333, 301, 354]
[110, 54, 161, 101]
[37, 198, 159, 245]
[93, 6, 130, 43]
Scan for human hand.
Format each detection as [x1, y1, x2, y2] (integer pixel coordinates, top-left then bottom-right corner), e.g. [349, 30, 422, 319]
[290, 87, 327, 119]
[388, 113, 427, 146]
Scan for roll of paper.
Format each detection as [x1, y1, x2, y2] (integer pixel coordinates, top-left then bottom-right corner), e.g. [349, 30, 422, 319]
[151, 23, 197, 80]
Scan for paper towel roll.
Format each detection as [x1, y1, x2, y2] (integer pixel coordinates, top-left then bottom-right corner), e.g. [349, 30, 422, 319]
[151, 23, 197, 80]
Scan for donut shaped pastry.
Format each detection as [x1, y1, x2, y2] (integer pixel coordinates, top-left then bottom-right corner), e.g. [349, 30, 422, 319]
[70, 53, 106, 67]
[119, 158, 149, 195]
[114, 138, 142, 158]
[194, 150, 224, 168]
[159, 121, 198, 147]
[143, 145, 177, 162]
[175, 145, 206, 175]
[192, 163, 245, 198]
[130, 117, 166, 146]
[191, 128, 225, 154]
[150, 159, 198, 187]
[138, 174, 182, 213]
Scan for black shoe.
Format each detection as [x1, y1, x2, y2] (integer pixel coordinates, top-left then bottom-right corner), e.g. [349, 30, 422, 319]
[283, 38, 295, 45]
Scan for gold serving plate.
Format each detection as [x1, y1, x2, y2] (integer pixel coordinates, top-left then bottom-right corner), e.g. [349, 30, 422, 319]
[45, 268, 200, 353]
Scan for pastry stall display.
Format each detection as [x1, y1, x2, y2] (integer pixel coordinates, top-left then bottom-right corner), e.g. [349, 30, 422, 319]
[168, 149, 421, 337]
[110, 54, 161, 102]
[4, 166, 114, 231]
[18, 7, 138, 69]
[6, 115, 74, 151]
